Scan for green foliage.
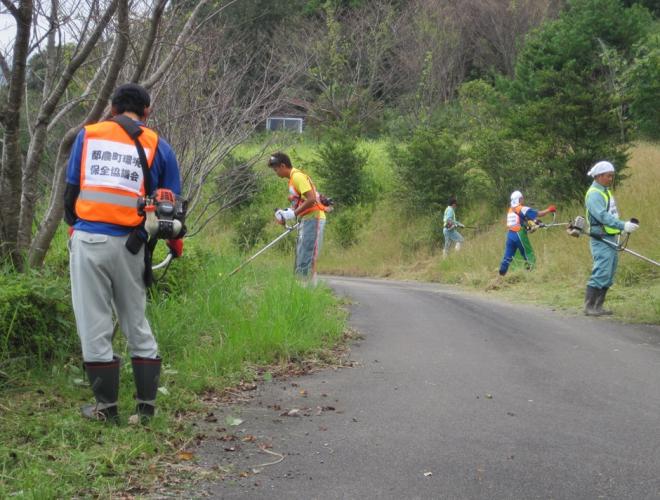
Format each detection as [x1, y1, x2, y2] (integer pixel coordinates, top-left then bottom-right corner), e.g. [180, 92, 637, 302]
[507, 0, 654, 199]
[306, 3, 388, 131]
[389, 127, 461, 213]
[149, 240, 210, 297]
[458, 160, 496, 206]
[149, 256, 346, 393]
[453, 80, 538, 207]
[627, 32, 660, 138]
[313, 126, 373, 207]
[1, 247, 346, 498]
[329, 204, 367, 248]
[304, 0, 369, 13]
[621, 0, 660, 16]
[232, 212, 270, 252]
[0, 271, 77, 362]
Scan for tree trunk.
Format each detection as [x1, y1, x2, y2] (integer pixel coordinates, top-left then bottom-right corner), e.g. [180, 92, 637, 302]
[16, 0, 120, 266]
[28, 0, 129, 268]
[0, 0, 32, 267]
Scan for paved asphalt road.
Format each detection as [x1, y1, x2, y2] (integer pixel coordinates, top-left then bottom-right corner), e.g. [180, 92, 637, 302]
[196, 277, 660, 499]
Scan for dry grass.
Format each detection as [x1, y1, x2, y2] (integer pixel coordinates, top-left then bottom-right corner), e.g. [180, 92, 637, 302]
[319, 142, 660, 324]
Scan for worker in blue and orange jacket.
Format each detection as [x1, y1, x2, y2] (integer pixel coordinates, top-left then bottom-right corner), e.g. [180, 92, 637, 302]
[64, 83, 182, 424]
[498, 190, 556, 276]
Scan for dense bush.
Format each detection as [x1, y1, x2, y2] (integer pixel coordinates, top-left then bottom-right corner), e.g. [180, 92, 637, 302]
[231, 212, 269, 252]
[389, 127, 461, 213]
[0, 271, 77, 362]
[313, 126, 373, 207]
[150, 239, 211, 297]
[329, 205, 366, 248]
[627, 33, 660, 139]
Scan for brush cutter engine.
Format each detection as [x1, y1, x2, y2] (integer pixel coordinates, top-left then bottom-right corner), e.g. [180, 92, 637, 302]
[567, 215, 586, 237]
[138, 189, 188, 239]
[526, 220, 541, 233]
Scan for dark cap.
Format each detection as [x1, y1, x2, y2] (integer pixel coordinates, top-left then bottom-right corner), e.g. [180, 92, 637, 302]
[267, 155, 280, 167]
[111, 83, 151, 110]
[268, 151, 291, 168]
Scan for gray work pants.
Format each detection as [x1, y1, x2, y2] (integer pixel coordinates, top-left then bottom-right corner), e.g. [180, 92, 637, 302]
[69, 231, 158, 362]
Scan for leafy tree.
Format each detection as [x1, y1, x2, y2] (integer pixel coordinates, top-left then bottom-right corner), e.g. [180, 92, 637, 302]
[621, 0, 660, 16]
[389, 126, 461, 213]
[627, 32, 660, 138]
[507, 0, 654, 199]
[313, 125, 371, 207]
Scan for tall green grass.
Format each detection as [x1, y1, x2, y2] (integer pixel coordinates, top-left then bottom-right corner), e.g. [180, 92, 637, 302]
[151, 244, 345, 392]
[0, 241, 345, 498]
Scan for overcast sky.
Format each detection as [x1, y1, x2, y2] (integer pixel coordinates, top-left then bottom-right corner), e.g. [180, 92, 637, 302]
[1, 12, 16, 52]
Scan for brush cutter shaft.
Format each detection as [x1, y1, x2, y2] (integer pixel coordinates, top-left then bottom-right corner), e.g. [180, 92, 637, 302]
[228, 223, 300, 276]
[597, 237, 660, 266]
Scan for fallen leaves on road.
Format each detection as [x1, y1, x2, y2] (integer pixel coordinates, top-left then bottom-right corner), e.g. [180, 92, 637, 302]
[177, 451, 195, 461]
[225, 416, 244, 426]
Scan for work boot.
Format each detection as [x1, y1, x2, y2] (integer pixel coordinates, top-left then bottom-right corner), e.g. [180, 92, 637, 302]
[81, 356, 120, 424]
[594, 287, 613, 316]
[584, 286, 602, 316]
[131, 356, 161, 423]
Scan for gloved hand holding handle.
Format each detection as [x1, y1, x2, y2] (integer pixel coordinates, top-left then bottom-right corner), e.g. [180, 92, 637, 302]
[623, 220, 639, 234]
[546, 204, 557, 213]
[166, 238, 184, 257]
[274, 208, 296, 225]
[281, 208, 296, 221]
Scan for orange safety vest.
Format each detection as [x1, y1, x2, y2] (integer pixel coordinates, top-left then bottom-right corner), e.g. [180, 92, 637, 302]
[506, 205, 526, 232]
[75, 120, 159, 227]
[288, 169, 327, 218]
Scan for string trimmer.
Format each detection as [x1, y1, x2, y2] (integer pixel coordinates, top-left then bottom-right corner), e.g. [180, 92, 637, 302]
[566, 216, 659, 266]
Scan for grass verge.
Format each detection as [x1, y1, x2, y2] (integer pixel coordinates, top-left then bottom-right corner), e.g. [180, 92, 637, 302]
[0, 243, 346, 498]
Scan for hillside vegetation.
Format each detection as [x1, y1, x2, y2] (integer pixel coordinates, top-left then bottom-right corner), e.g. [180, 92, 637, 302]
[320, 142, 660, 324]
[232, 140, 658, 325]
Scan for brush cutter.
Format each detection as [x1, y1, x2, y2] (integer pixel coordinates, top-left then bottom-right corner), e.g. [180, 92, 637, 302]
[566, 216, 659, 267]
[228, 222, 300, 277]
[527, 213, 570, 232]
[153, 251, 173, 270]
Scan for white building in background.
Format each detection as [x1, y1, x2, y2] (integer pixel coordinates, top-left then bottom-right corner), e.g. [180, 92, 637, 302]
[266, 116, 304, 133]
[265, 98, 311, 134]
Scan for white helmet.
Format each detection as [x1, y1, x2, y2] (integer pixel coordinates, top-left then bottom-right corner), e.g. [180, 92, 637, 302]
[510, 190, 523, 208]
[587, 161, 615, 177]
